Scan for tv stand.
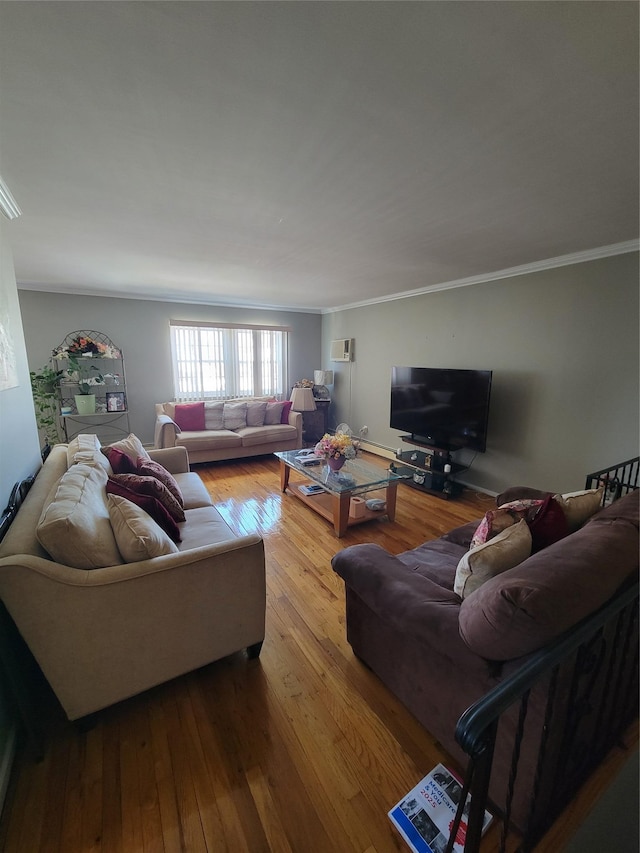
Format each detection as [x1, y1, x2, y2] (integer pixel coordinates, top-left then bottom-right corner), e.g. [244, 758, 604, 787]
[390, 436, 463, 499]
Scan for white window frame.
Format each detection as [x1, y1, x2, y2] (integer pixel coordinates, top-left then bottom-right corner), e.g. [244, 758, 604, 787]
[170, 321, 289, 401]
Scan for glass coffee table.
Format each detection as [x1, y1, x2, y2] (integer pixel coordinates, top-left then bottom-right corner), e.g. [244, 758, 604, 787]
[275, 449, 409, 537]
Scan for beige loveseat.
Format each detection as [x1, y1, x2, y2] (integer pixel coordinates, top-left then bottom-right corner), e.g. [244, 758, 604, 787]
[0, 435, 266, 721]
[154, 397, 302, 464]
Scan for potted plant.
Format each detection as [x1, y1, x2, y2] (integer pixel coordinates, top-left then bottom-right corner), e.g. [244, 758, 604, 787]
[29, 365, 65, 445]
[67, 355, 104, 414]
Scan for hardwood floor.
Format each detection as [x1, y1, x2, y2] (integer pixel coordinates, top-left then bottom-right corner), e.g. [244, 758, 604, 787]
[0, 453, 635, 852]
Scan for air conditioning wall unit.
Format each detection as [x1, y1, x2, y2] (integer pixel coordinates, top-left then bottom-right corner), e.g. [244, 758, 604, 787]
[330, 338, 354, 362]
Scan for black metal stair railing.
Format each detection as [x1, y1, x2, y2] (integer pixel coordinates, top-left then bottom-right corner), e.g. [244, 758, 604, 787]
[446, 579, 639, 853]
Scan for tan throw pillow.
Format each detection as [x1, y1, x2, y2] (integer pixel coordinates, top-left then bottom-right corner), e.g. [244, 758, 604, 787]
[108, 494, 179, 562]
[204, 401, 225, 430]
[36, 463, 123, 569]
[553, 488, 603, 531]
[101, 433, 151, 464]
[454, 519, 532, 599]
[223, 402, 247, 430]
[264, 401, 284, 425]
[246, 400, 268, 427]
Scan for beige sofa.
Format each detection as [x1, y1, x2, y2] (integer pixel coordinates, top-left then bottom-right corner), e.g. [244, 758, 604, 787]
[154, 397, 302, 464]
[0, 436, 266, 721]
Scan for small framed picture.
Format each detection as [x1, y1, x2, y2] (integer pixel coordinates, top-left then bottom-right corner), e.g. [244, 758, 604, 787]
[106, 391, 126, 412]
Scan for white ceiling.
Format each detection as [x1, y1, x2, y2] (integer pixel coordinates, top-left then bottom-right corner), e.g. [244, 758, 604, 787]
[0, 2, 638, 313]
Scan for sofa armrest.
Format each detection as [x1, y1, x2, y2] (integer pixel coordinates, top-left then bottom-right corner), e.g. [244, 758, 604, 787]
[154, 413, 179, 449]
[148, 446, 190, 474]
[332, 544, 486, 672]
[287, 410, 303, 446]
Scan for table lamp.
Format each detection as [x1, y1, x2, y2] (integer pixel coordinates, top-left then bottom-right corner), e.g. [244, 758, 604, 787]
[313, 370, 334, 400]
[289, 387, 317, 412]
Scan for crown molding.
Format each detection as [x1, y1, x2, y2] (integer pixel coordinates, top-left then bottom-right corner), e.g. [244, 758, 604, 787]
[322, 239, 640, 314]
[0, 177, 21, 220]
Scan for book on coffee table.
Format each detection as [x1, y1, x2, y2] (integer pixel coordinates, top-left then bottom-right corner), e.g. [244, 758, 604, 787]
[388, 764, 492, 853]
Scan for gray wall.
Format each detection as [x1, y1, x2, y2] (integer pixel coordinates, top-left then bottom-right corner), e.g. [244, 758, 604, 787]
[322, 251, 639, 494]
[19, 292, 323, 445]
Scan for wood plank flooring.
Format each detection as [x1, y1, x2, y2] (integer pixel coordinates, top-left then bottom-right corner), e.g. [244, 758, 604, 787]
[0, 453, 635, 852]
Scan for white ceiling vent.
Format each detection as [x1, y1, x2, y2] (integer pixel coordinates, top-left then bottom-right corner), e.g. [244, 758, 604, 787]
[330, 338, 353, 362]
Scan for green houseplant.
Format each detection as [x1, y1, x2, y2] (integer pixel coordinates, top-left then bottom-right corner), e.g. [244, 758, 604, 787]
[30, 365, 65, 445]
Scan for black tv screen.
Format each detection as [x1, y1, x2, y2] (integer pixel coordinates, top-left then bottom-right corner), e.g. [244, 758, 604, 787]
[390, 367, 493, 452]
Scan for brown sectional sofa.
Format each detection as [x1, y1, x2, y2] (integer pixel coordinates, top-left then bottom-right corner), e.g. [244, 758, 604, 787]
[0, 436, 266, 721]
[332, 487, 639, 828]
[154, 397, 302, 464]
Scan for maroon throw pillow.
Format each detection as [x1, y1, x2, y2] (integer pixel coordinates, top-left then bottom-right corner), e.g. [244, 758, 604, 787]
[106, 446, 137, 474]
[528, 495, 570, 553]
[110, 473, 186, 522]
[174, 402, 205, 431]
[136, 458, 184, 507]
[280, 400, 293, 424]
[106, 479, 181, 542]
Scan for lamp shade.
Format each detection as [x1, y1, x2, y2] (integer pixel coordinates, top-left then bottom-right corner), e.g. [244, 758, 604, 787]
[314, 370, 334, 386]
[289, 387, 317, 412]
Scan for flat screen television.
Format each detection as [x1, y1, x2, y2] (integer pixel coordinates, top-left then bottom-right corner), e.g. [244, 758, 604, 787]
[390, 367, 493, 452]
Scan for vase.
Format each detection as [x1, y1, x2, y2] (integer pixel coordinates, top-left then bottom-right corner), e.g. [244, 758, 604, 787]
[75, 394, 96, 415]
[327, 456, 346, 472]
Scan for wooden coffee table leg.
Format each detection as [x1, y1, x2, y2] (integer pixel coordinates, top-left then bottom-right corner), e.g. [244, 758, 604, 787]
[280, 460, 291, 492]
[385, 482, 398, 522]
[331, 491, 351, 537]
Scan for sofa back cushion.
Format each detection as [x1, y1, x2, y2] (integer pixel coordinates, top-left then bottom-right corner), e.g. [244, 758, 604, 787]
[36, 462, 123, 569]
[458, 491, 639, 660]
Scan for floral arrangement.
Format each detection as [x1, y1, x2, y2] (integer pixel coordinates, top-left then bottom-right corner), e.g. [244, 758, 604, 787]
[314, 432, 356, 461]
[53, 335, 121, 359]
[293, 378, 314, 388]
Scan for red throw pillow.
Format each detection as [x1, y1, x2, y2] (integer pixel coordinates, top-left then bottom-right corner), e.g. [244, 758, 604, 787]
[106, 479, 181, 542]
[136, 458, 184, 507]
[529, 495, 570, 552]
[106, 447, 137, 474]
[109, 473, 186, 522]
[280, 400, 293, 424]
[174, 402, 205, 431]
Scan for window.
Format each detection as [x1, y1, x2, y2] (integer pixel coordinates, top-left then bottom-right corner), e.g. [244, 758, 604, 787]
[170, 322, 289, 401]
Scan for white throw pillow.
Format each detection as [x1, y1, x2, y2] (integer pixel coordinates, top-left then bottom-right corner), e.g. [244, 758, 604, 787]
[223, 402, 247, 430]
[264, 402, 284, 425]
[246, 400, 268, 427]
[454, 519, 532, 599]
[204, 401, 225, 430]
[36, 462, 123, 568]
[108, 494, 179, 562]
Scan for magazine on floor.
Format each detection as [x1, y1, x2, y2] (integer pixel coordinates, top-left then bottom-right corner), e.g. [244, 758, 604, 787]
[388, 764, 492, 853]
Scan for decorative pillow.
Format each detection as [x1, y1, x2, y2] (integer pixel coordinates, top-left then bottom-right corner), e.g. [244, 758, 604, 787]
[36, 463, 123, 569]
[454, 520, 532, 600]
[223, 402, 247, 430]
[471, 499, 544, 547]
[109, 473, 186, 522]
[246, 400, 268, 427]
[553, 488, 604, 531]
[280, 400, 293, 424]
[136, 458, 184, 507]
[105, 479, 181, 542]
[204, 401, 225, 430]
[174, 402, 206, 431]
[528, 494, 570, 552]
[108, 494, 179, 562]
[105, 446, 138, 474]
[101, 434, 151, 465]
[264, 401, 284, 425]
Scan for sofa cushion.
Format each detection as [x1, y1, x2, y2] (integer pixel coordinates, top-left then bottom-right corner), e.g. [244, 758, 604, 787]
[237, 424, 298, 448]
[108, 494, 179, 562]
[496, 486, 553, 506]
[454, 520, 532, 599]
[246, 400, 268, 427]
[204, 402, 224, 430]
[458, 507, 639, 660]
[36, 463, 123, 569]
[176, 430, 242, 452]
[109, 474, 186, 522]
[136, 458, 184, 507]
[264, 401, 284, 424]
[105, 479, 181, 542]
[553, 488, 603, 531]
[177, 505, 237, 550]
[172, 472, 213, 509]
[174, 402, 205, 431]
[223, 402, 247, 430]
[67, 434, 111, 472]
